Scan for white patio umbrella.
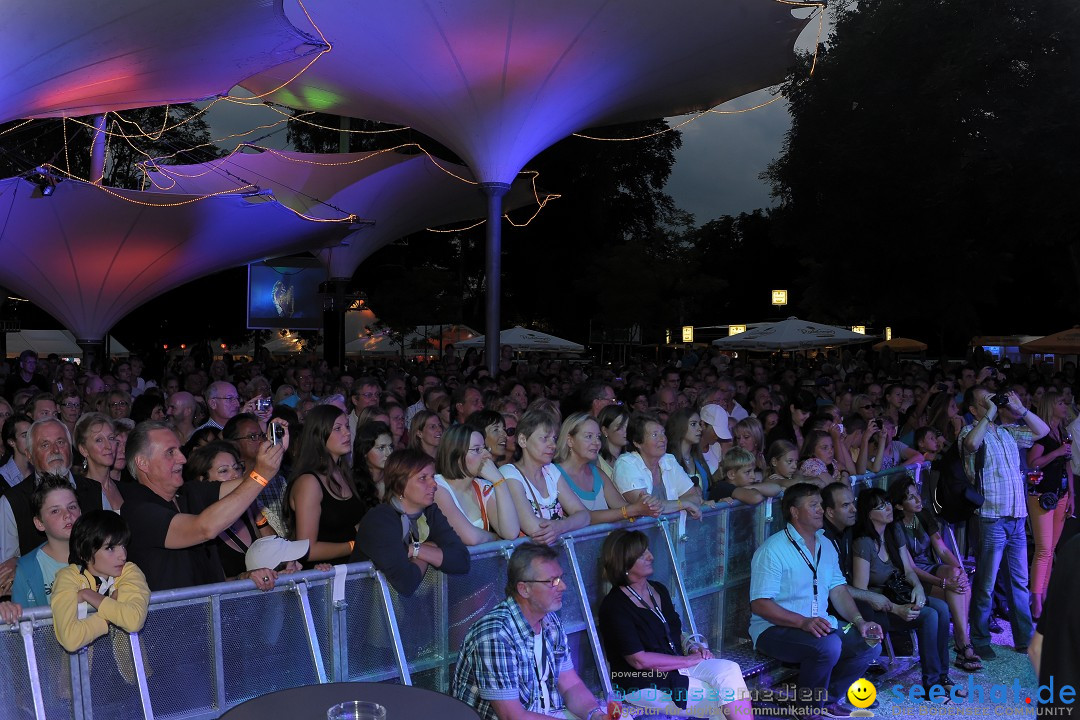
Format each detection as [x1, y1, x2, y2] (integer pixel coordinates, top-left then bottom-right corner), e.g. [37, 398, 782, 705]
[457, 327, 584, 353]
[712, 317, 873, 351]
[5, 330, 129, 358]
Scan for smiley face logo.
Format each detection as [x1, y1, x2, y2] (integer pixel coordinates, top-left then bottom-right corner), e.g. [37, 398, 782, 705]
[848, 678, 877, 709]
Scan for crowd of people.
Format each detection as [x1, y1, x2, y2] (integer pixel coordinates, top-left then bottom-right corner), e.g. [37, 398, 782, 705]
[0, 343, 1075, 718]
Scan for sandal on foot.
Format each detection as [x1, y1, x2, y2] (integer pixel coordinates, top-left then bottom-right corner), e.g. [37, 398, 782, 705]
[954, 644, 983, 671]
[941, 678, 968, 698]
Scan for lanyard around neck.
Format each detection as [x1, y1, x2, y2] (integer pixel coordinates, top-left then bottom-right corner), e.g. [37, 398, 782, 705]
[625, 583, 677, 654]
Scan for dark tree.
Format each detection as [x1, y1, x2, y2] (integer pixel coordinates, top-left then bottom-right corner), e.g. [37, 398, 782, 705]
[764, 0, 1080, 349]
[0, 104, 220, 189]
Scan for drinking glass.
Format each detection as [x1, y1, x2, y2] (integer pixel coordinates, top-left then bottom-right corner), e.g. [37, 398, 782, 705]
[327, 701, 387, 720]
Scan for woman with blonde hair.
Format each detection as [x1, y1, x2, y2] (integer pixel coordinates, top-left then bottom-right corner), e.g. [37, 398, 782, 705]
[1026, 391, 1074, 620]
[554, 412, 660, 524]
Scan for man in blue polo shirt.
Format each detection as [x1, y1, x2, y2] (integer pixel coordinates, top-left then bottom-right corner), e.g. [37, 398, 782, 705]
[750, 482, 882, 718]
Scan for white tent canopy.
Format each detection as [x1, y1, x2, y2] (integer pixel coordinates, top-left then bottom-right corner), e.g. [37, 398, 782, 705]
[6, 330, 129, 358]
[712, 317, 873, 351]
[457, 327, 583, 353]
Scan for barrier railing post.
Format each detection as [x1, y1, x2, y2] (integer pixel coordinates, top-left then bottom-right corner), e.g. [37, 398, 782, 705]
[210, 595, 227, 713]
[660, 514, 698, 637]
[375, 570, 412, 685]
[128, 630, 155, 720]
[438, 570, 450, 690]
[71, 645, 91, 720]
[19, 620, 46, 720]
[560, 535, 612, 697]
[296, 581, 329, 683]
[331, 565, 349, 682]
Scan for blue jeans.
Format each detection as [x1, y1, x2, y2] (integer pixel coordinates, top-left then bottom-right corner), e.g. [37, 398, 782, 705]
[970, 515, 1034, 649]
[755, 625, 881, 710]
[883, 596, 951, 685]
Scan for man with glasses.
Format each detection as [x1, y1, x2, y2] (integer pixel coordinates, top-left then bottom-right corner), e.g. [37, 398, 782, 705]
[197, 381, 241, 432]
[281, 367, 321, 409]
[583, 383, 617, 419]
[223, 413, 287, 537]
[452, 544, 616, 720]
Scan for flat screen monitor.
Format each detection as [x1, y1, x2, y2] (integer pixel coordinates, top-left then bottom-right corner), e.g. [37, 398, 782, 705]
[247, 257, 324, 330]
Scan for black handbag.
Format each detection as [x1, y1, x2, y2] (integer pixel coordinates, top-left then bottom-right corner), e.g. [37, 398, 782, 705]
[882, 569, 915, 605]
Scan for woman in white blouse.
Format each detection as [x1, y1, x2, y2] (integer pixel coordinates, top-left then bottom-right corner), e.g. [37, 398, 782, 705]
[500, 410, 590, 545]
[613, 413, 703, 519]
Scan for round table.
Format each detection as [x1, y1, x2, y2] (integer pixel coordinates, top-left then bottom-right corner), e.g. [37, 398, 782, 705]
[218, 682, 481, 720]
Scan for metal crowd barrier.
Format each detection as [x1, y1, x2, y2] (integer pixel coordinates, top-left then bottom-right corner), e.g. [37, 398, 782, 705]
[1, 465, 926, 720]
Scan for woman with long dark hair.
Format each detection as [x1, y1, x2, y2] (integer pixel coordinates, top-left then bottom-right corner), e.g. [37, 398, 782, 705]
[852, 488, 962, 696]
[765, 389, 816, 452]
[286, 406, 361, 565]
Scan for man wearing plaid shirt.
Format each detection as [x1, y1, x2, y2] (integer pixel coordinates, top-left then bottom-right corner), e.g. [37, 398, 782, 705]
[452, 544, 614, 720]
[959, 387, 1048, 660]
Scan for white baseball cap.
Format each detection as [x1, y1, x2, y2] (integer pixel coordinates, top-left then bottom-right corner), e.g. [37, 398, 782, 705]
[245, 536, 310, 571]
[699, 404, 733, 440]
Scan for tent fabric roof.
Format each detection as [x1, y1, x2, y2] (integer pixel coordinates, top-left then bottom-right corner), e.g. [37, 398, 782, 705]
[457, 327, 583, 352]
[147, 146, 542, 277]
[0, 0, 323, 123]
[713, 317, 871, 351]
[241, 0, 811, 184]
[0, 177, 350, 341]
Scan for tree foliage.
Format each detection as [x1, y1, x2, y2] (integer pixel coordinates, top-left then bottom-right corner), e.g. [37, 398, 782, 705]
[0, 104, 220, 189]
[765, 0, 1080, 347]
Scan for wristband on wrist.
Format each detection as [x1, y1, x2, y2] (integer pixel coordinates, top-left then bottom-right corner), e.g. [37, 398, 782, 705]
[586, 707, 605, 720]
[621, 506, 630, 521]
[490, 477, 505, 488]
[851, 614, 864, 625]
[249, 471, 269, 487]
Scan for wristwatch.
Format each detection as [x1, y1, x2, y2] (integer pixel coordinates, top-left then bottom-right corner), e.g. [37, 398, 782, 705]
[411, 540, 422, 558]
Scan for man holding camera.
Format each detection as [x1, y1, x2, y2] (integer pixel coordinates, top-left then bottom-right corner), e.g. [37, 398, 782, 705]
[960, 387, 1048, 658]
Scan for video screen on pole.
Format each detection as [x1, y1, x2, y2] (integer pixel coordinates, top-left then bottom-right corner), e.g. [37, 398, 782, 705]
[247, 257, 324, 330]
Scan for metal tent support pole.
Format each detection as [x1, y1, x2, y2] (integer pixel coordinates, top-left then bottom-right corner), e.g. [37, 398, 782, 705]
[481, 183, 509, 376]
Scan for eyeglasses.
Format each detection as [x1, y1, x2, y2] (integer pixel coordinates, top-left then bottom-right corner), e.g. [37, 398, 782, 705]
[357, 391, 380, 400]
[522, 576, 564, 588]
[62, 402, 81, 409]
[233, 433, 267, 442]
[872, 501, 891, 512]
[109, 401, 129, 408]
[467, 446, 488, 455]
[213, 396, 240, 403]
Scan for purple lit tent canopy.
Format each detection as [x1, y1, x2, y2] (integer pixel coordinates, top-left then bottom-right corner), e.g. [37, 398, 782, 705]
[0, 0, 324, 123]
[0, 177, 352, 354]
[241, 0, 814, 370]
[145, 146, 544, 276]
[147, 146, 543, 364]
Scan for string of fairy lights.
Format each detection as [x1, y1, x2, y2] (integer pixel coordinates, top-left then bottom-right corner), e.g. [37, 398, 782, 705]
[1, 0, 825, 230]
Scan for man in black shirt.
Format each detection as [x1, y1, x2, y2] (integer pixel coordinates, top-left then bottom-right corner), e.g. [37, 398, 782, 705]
[120, 420, 286, 591]
[821, 482, 892, 630]
[5, 351, 47, 400]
